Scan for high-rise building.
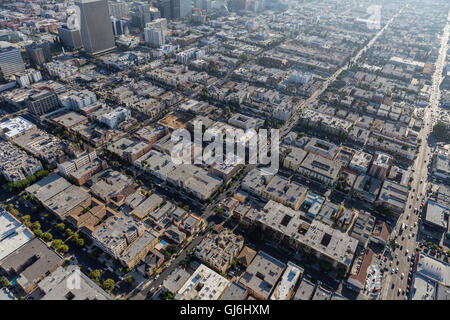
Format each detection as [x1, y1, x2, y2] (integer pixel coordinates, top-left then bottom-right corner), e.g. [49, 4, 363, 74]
[231, 0, 250, 11]
[194, 0, 211, 11]
[25, 90, 60, 117]
[25, 42, 52, 67]
[156, 0, 172, 20]
[108, 1, 129, 18]
[75, 0, 116, 56]
[58, 25, 83, 51]
[144, 19, 167, 47]
[111, 17, 129, 36]
[0, 46, 25, 79]
[171, 0, 192, 19]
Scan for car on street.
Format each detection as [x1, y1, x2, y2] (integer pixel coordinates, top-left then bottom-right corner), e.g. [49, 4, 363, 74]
[401, 273, 405, 280]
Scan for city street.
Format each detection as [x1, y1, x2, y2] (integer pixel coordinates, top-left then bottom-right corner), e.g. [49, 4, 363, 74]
[380, 10, 450, 300]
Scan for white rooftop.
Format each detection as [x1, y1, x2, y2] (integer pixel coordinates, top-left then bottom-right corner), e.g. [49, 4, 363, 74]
[0, 116, 35, 139]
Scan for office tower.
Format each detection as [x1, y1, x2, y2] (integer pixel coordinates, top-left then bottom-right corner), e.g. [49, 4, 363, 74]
[144, 19, 167, 47]
[156, 0, 172, 19]
[58, 25, 83, 50]
[194, 0, 211, 11]
[25, 42, 52, 67]
[108, 1, 129, 18]
[75, 0, 116, 56]
[25, 90, 60, 116]
[26, 46, 45, 67]
[231, 0, 250, 11]
[171, 0, 192, 19]
[111, 17, 129, 35]
[0, 46, 25, 79]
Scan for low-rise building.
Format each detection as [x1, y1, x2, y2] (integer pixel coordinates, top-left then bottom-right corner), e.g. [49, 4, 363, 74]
[0, 208, 34, 261]
[270, 261, 303, 300]
[377, 180, 409, 217]
[239, 250, 286, 300]
[194, 229, 244, 273]
[175, 264, 230, 300]
[0, 238, 63, 296]
[34, 266, 112, 300]
[299, 153, 341, 186]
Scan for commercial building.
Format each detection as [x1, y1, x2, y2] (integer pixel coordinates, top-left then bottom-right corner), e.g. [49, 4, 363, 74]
[175, 264, 230, 300]
[0, 238, 63, 296]
[423, 201, 449, 235]
[108, 1, 129, 18]
[25, 42, 51, 67]
[377, 180, 409, 216]
[239, 250, 286, 300]
[75, 0, 116, 56]
[0, 116, 36, 141]
[171, 0, 192, 19]
[0, 46, 25, 79]
[57, 25, 83, 51]
[35, 266, 112, 300]
[411, 253, 450, 300]
[0, 208, 34, 261]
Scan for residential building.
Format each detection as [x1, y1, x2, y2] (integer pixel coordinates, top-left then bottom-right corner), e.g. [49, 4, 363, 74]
[239, 250, 286, 300]
[25, 90, 60, 117]
[194, 229, 244, 273]
[270, 261, 303, 300]
[368, 152, 393, 181]
[175, 264, 229, 300]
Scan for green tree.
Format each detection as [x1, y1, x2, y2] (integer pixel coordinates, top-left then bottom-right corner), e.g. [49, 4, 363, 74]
[42, 232, 53, 242]
[51, 239, 64, 250]
[57, 244, 69, 254]
[0, 276, 10, 288]
[31, 221, 41, 232]
[89, 269, 101, 282]
[102, 279, 115, 292]
[56, 223, 65, 231]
